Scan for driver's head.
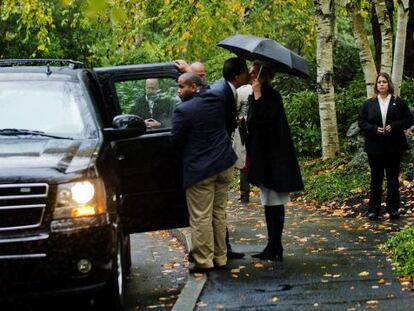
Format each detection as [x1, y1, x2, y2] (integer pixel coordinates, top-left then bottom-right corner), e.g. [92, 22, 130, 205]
[145, 79, 159, 95]
[177, 73, 202, 101]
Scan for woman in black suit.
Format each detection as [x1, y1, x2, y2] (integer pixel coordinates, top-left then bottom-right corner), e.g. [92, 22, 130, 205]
[358, 72, 412, 220]
[246, 61, 304, 261]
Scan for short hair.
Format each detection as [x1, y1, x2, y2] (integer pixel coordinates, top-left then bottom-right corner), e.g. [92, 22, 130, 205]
[222, 57, 248, 81]
[373, 72, 395, 97]
[179, 72, 203, 86]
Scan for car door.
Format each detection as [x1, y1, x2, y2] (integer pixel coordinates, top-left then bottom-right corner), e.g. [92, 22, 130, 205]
[95, 62, 189, 233]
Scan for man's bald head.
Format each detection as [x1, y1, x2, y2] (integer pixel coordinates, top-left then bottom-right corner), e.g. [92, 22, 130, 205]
[177, 73, 203, 101]
[145, 78, 159, 95]
[190, 62, 206, 81]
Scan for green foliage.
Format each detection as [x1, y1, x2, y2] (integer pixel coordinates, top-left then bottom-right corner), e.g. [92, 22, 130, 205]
[335, 74, 367, 136]
[284, 90, 321, 157]
[385, 226, 414, 281]
[400, 78, 414, 109]
[300, 156, 370, 203]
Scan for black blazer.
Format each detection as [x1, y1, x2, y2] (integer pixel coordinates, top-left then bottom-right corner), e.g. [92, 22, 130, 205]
[358, 96, 412, 154]
[171, 89, 237, 189]
[210, 79, 238, 137]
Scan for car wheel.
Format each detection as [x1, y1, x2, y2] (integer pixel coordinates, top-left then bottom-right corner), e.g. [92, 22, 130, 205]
[124, 234, 132, 274]
[98, 235, 125, 311]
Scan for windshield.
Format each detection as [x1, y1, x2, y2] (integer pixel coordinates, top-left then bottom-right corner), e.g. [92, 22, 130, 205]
[0, 80, 98, 139]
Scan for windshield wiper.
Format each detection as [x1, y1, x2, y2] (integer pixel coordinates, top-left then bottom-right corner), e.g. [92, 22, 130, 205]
[0, 128, 74, 140]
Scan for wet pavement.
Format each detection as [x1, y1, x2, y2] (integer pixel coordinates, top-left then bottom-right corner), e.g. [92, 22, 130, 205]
[194, 191, 414, 310]
[125, 230, 188, 310]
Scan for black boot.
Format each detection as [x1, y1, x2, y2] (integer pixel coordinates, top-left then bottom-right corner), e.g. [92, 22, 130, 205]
[273, 205, 285, 261]
[252, 206, 276, 260]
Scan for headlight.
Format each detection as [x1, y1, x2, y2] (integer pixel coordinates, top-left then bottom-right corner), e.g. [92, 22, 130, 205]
[53, 179, 106, 219]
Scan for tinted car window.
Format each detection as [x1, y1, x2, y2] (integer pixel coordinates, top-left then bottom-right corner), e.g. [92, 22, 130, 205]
[0, 80, 98, 139]
[115, 78, 180, 129]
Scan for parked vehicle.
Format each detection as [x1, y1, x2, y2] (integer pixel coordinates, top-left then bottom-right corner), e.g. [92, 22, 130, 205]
[0, 59, 188, 310]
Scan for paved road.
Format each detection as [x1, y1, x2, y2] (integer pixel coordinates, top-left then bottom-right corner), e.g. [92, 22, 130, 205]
[195, 192, 414, 310]
[125, 230, 188, 310]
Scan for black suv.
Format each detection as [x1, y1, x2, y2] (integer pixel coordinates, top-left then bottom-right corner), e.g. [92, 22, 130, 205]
[0, 59, 188, 309]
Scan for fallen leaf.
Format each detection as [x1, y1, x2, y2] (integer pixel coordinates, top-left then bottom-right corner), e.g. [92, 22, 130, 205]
[197, 301, 208, 307]
[231, 268, 241, 273]
[378, 279, 385, 284]
[254, 263, 264, 268]
[359, 271, 370, 277]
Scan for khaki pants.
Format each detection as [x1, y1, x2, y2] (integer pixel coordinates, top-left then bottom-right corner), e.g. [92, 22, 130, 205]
[186, 167, 233, 268]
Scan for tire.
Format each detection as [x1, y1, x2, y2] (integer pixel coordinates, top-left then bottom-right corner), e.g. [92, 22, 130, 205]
[98, 234, 125, 311]
[124, 234, 132, 275]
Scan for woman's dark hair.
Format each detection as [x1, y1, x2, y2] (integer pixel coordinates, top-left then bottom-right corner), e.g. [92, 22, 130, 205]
[373, 72, 395, 97]
[252, 60, 276, 83]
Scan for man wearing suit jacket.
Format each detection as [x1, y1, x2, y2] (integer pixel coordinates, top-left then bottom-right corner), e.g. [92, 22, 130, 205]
[171, 73, 237, 273]
[358, 72, 413, 220]
[210, 57, 249, 136]
[175, 58, 249, 259]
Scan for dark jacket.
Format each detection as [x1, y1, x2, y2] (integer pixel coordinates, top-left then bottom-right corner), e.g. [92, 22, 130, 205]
[171, 90, 237, 189]
[210, 79, 238, 136]
[129, 93, 176, 128]
[358, 96, 412, 154]
[246, 83, 303, 192]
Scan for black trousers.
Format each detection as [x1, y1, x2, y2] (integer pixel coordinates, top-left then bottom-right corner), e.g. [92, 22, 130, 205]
[367, 152, 403, 214]
[239, 169, 250, 200]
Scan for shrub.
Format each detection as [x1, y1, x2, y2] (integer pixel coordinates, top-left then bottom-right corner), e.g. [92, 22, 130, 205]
[299, 156, 369, 203]
[385, 226, 414, 281]
[400, 78, 414, 109]
[284, 90, 321, 157]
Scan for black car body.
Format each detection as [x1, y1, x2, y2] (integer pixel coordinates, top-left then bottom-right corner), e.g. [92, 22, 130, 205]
[0, 60, 188, 309]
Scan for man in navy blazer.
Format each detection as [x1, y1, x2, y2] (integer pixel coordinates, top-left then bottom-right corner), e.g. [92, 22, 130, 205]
[210, 57, 249, 136]
[171, 73, 237, 273]
[175, 58, 249, 259]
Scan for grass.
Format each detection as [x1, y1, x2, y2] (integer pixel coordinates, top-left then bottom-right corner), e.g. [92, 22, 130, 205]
[298, 155, 370, 205]
[384, 226, 414, 282]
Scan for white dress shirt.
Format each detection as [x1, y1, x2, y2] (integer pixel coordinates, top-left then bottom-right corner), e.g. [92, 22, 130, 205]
[378, 94, 391, 127]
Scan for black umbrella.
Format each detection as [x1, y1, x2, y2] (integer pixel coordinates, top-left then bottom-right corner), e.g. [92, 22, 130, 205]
[218, 34, 310, 79]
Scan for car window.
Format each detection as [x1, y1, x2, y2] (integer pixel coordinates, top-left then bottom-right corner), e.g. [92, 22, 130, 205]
[115, 78, 180, 129]
[0, 80, 98, 139]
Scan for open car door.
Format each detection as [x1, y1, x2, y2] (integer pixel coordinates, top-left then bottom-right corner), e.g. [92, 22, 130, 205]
[95, 62, 189, 233]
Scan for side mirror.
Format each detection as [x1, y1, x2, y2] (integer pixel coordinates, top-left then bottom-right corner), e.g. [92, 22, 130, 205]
[103, 114, 147, 141]
[113, 114, 146, 131]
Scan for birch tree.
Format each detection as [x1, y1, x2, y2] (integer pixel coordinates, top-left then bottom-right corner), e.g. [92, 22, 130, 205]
[375, 0, 393, 74]
[392, 0, 410, 95]
[314, 0, 340, 159]
[345, 0, 377, 97]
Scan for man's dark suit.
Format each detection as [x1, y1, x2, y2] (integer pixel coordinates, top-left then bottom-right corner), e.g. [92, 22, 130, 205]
[210, 79, 238, 136]
[171, 89, 237, 189]
[358, 96, 412, 213]
[129, 94, 176, 128]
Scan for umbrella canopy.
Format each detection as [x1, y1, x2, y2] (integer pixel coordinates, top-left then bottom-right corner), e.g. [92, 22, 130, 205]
[218, 34, 310, 79]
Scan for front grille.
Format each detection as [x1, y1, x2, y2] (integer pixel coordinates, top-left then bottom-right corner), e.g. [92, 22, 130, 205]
[0, 184, 48, 231]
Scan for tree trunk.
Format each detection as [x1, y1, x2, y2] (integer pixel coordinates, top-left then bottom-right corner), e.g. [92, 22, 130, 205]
[375, 0, 394, 74]
[314, 0, 339, 160]
[346, 1, 377, 97]
[404, 0, 414, 77]
[371, 3, 382, 71]
[392, 0, 410, 95]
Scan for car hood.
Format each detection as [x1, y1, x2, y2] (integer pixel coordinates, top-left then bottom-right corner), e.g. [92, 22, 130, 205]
[0, 138, 100, 181]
